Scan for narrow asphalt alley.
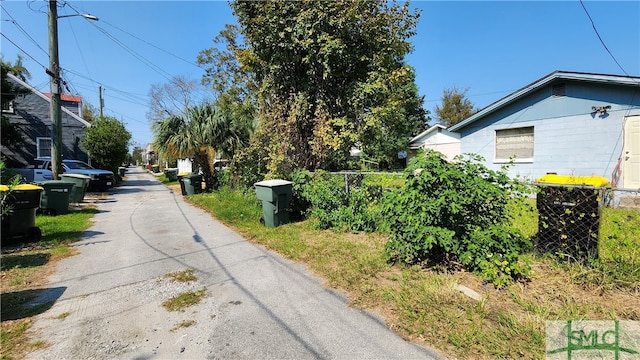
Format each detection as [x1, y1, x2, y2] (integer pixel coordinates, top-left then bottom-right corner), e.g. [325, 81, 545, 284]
[27, 166, 442, 359]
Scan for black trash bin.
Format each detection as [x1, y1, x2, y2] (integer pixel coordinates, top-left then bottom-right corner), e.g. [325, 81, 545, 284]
[535, 174, 609, 261]
[1, 184, 44, 244]
[36, 180, 74, 215]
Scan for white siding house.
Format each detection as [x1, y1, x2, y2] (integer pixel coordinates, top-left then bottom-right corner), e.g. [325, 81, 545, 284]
[448, 71, 640, 189]
[408, 124, 461, 161]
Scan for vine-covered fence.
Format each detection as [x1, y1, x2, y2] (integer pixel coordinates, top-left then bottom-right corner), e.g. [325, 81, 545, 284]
[328, 171, 639, 263]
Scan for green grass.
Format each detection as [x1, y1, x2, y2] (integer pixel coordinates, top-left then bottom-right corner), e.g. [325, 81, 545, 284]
[505, 199, 640, 292]
[566, 207, 640, 292]
[157, 173, 179, 186]
[1, 208, 96, 360]
[164, 269, 197, 283]
[361, 172, 405, 189]
[161, 288, 207, 312]
[35, 208, 99, 245]
[170, 320, 197, 332]
[185, 187, 640, 359]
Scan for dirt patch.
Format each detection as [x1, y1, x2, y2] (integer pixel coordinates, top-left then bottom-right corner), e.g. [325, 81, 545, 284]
[26, 275, 219, 359]
[167, 184, 182, 194]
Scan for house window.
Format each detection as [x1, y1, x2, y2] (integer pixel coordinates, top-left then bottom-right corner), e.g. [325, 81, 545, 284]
[552, 83, 566, 97]
[1, 99, 14, 114]
[495, 127, 534, 161]
[37, 137, 52, 158]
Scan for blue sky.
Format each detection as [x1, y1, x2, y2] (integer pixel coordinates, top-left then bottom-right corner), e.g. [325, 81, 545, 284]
[2, 1, 638, 150]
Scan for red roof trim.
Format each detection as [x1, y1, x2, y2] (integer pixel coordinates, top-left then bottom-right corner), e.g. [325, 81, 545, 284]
[42, 93, 82, 103]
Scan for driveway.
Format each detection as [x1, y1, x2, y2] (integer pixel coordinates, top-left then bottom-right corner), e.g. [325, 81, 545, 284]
[27, 166, 441, 359]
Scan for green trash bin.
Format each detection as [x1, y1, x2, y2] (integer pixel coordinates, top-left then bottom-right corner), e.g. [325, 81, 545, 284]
[0, 184, 43, 243]
[36, 180, 74, 215]
[254, 179, 293, 227]
[118, 166, 126, 177]
[183, 174, 203, 195]
[60, 173, 91, 203]
[164, 168, 178, 182]
[152, 164, 160, 173]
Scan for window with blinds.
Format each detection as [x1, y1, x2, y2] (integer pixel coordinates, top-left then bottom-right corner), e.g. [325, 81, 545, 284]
[495, 127, 534, 161]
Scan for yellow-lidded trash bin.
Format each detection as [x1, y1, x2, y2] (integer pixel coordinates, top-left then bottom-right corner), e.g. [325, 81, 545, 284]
[164, 168, 178, 182]
[535, 174, 609, 261]
[1, 184, 44, 244]
[536, 174, 609, 187]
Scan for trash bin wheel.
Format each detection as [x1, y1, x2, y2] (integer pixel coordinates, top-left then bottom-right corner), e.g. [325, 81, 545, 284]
[28, 227, 42, 242]
[39, 208, 56, 216]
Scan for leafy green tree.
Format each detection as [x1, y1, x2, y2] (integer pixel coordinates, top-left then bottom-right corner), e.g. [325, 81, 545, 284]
[210, 0, 427, 173]
[131, 146, 144, 166]
[435, 86, 477, 127]
[82, 102, 98, 123]
[1, 56, 31, 149]
[81, 116, 131, 175]
[153, 104, 251, 191]
[2, 55, 30, 81]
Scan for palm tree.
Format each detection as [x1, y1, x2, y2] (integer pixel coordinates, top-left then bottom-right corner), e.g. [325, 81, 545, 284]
[153, 103, 252, 191]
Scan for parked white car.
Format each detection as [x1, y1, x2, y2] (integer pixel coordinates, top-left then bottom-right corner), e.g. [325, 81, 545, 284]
[36, 159, 115, 191]
[8, 167, 53, 182]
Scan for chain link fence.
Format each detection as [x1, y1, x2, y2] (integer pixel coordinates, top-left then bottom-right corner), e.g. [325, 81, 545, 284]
[327, 171, 639, 263]
[534, 184, 606, 261]
[535, 185, 639, 262]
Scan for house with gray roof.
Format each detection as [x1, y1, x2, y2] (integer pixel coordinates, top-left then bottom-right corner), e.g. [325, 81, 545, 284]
[1, 72, 91, 168]
[448, 71, 640, 189]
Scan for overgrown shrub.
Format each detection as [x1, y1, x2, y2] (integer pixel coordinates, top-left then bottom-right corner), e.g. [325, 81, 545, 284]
[297, 170, 383, 232]
[460, 225, 532, 287]
[289, 168, 313, 221]
[300, 170, 348, 229]
[382, 150, 532, 286]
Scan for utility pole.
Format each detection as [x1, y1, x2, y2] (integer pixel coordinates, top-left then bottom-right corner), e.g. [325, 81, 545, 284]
[99, 85, 104, 117]
[48, 0, 63, 180]
[48, 1, 98, 179]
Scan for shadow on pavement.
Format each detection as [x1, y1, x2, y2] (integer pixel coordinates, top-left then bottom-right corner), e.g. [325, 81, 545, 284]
[1, 287, 66, 321]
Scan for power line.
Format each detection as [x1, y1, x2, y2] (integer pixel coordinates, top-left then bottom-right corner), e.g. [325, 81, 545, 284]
[1, 5, 48, 57]
[0, 33, 48, 71]
[88, 21, 174, 82]
[62, 16, 96, 90]
[62, 68, 149, 103]
[579, 0, 629, 77]
[64, 2, 202, 71]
